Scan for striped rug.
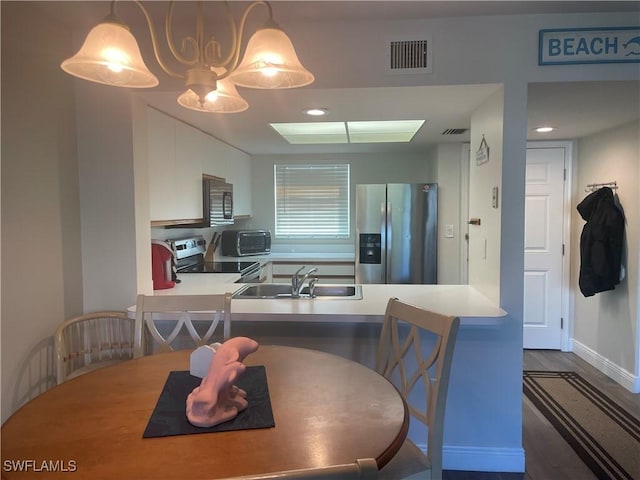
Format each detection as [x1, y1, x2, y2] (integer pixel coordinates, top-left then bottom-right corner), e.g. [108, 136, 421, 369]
[523, 370, 640, 480]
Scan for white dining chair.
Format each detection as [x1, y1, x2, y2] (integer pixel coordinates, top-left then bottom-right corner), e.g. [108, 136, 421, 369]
[215, 458, 378, 480]
[134, 293, 232, 357]
[54, 311, 135, 384]
[375, 297, 460, 480]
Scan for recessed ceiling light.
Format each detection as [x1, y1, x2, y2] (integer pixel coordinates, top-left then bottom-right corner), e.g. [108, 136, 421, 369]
[535, 126, 555, 133]
[304, 108, 328, 116]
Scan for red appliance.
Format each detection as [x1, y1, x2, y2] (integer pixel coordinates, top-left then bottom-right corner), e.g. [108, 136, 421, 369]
[151, 240, 175, 290]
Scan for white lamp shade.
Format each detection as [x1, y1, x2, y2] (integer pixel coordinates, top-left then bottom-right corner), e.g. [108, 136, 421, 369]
[177, 79, 249, 113]
[61, 22, 158, 88]
[230, 27, 314, 89]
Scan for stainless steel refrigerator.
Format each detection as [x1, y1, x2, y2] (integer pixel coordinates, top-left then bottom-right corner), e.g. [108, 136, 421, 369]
[355, 183, 437, 284]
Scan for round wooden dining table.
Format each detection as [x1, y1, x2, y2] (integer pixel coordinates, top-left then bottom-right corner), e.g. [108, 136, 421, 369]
[1, 345, 408, 479]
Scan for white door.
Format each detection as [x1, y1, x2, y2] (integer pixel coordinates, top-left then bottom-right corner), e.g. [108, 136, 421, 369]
[523, 146, 567, 349]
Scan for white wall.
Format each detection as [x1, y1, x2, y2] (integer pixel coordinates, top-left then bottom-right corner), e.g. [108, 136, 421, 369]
[305, 142, 472, 286]
[468, 89, 504, 304]
[1, 3, 83, 421]
[132, 99, 154, 296]
[285, 12, 636, 89]
[571, 120, 640, 391]
[75, 81, 139, 312]
[435, 144, 467, 284]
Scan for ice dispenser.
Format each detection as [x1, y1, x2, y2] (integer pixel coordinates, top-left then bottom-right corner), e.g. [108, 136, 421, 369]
[359, 233, 381, 264]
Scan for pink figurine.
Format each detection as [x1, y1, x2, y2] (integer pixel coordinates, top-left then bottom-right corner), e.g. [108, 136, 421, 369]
[186, 337, 259, 428]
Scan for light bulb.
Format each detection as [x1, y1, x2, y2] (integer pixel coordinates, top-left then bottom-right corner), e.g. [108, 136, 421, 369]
[261, 66, 279, 77]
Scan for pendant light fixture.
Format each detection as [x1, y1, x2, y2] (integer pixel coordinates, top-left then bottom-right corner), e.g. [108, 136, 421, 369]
[230, 20, 315, 89]
[177, 68, 249, 113]
[60, 14, 158, 88]
[60, 1, 314, 113]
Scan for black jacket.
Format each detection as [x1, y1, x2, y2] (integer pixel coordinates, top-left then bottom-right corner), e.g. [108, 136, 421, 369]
[577, 187, 625, 297]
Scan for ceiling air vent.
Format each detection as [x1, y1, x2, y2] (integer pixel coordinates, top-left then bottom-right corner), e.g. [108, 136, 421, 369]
[386, 36, 433, 74]
[442, 128, 468, 135]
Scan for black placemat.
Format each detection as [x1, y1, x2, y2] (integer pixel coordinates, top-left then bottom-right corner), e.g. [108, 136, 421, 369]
[143, 365, 275, 438]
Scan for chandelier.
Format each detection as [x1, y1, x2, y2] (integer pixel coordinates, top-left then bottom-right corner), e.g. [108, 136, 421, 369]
[60, 1, 314, 113]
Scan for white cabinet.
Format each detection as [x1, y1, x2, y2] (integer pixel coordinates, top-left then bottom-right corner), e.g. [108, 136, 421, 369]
[148, 108, 202, 225]
[147, 107, 252, 225]
[148, 107, 173, 221]
[201, 132, 252, 218]
[173, 121, 206, 222]
[201, 132, 227, 179]
[225, 151, 252, 217]
[148, 108, 180, 224]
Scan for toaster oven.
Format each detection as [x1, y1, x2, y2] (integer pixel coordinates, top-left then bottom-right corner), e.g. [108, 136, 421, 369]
[220, 230, 271, 257]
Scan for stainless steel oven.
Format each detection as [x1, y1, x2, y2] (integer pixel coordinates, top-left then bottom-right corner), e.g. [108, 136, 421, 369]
[172, 236, 264, 282]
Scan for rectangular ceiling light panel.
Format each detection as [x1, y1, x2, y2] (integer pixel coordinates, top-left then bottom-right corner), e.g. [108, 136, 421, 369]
[270, 120, 425, 144]
[270, 122, 348, 144]
[348, 132, 418, 143]
[347, 120, 425, 143]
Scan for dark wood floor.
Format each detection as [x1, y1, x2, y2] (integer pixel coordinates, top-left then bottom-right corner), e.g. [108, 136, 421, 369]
[442, 349, 640, 480]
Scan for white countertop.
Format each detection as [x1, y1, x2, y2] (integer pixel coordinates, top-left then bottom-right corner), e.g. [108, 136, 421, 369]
[148, 273, 506, 325]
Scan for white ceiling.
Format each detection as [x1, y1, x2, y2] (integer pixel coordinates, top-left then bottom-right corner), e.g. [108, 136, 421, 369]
[37, 1, 640, 155]
[135, 83, 507, 154]
[38, 1, 640, 27]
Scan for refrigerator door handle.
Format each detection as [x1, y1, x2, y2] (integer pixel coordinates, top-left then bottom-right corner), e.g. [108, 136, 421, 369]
[379, 202, 386, 283]
[385, 201, 392, 283]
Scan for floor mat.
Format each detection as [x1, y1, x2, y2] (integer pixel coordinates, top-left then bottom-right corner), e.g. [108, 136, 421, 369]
[523, 370, 639, 480]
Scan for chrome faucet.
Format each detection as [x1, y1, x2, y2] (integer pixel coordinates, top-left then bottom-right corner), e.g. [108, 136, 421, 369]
[308, 277, 319, 298]
[291, 266, 318, 297]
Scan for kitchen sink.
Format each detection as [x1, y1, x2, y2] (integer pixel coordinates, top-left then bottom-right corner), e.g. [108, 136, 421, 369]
[232, 283, 363, 300]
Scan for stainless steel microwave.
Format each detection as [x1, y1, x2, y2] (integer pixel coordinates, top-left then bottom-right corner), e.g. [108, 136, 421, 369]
[203, 175, 233, 226]
[220, 230, 271, 256]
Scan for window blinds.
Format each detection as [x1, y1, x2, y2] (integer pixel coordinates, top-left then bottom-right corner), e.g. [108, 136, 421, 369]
[274, 164, 350, 237]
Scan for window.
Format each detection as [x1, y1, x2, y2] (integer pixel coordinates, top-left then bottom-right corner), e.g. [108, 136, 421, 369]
[274, 164, 350, 238]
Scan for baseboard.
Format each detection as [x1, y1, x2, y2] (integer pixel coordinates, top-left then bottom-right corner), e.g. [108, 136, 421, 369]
[415, 444, 526, 472]
[572, 339, 640, 393]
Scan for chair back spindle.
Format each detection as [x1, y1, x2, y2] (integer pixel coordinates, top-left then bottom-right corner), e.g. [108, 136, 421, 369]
[55, 311, 135, 384]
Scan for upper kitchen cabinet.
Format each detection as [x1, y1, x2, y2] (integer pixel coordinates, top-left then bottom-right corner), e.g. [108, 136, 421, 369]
[147, 108, 203, 225]
[200, 130, 227, 179]
[147, 107, 252, 225]
[224, 149, 252, 218]
[200, 128, 252, 218]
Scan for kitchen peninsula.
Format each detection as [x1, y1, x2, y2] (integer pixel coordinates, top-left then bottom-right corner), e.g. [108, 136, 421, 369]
[156, 273, 506, 325]
[154, 245, 505, 323]
[138, 272, 522, 474]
